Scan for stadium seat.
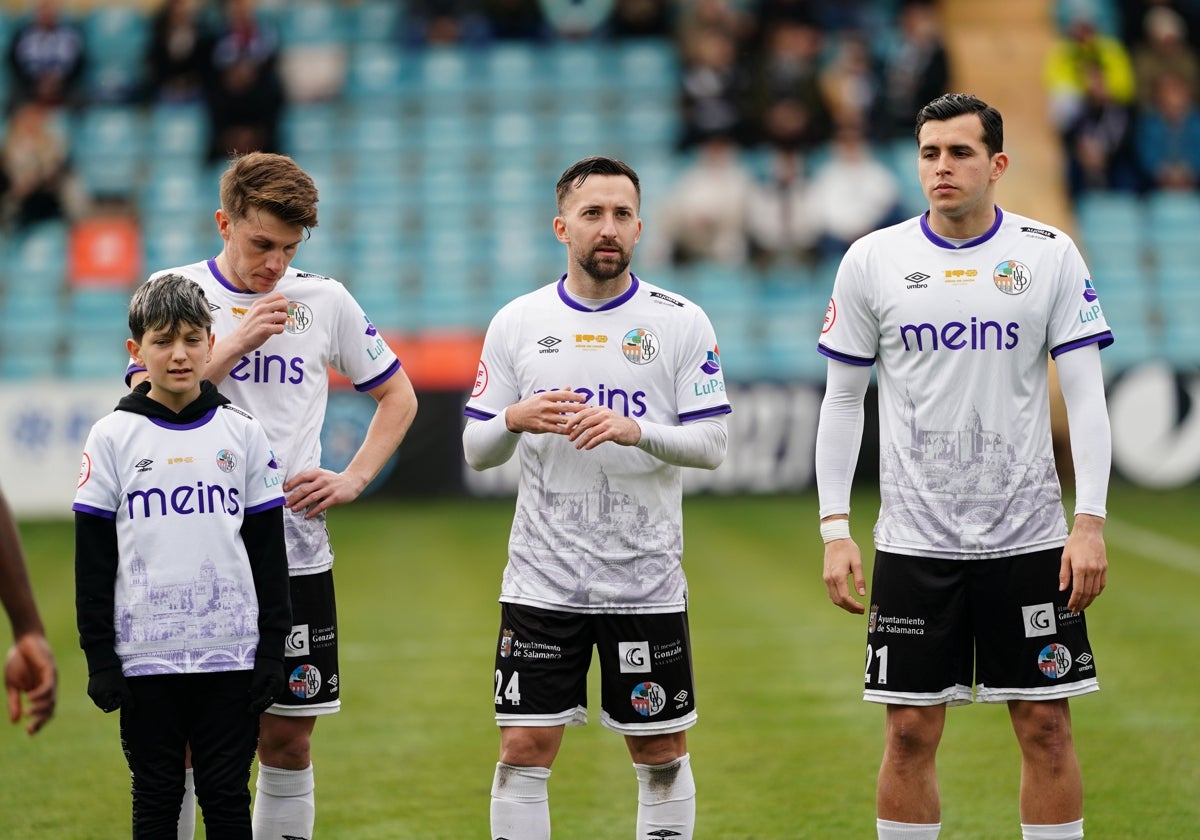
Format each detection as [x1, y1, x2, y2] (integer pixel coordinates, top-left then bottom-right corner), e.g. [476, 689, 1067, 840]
[147, 104, 208, 160]
[82, 5, 149, 102]
[616, 40, 679, 94]
[1074, 191, 1145, 247]
[348, 0, 403, 43]
[276, 0, 347, 46]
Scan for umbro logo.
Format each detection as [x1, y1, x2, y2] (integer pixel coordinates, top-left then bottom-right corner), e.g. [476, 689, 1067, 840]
[904, 272, 930, 289]
[135, 459, 153, 472]
[537, 336, 561, 347]
[648, 831, 683, 837]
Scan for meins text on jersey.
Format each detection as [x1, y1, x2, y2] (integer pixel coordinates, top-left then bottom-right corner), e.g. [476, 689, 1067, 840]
[899, 316, 1020, 352]
[532, 384, 648, 417]
[126, 481, 242, 519]
[229, 349, 304, 384]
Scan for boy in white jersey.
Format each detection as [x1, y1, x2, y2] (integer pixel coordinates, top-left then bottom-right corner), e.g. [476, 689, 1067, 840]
[126, 153, 419, 839]
[464, 156, 732, 840]
[75, 273, 291, 838]
[815, 94, 1114, 840]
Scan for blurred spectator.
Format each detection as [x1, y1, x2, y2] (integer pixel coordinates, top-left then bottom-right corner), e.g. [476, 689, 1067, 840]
[1119, 0, 1200, 57]
[5, 0, 86, 111]
[1063, 63, 1142, 196]
[484, 0, 550, 40]
[607, 0, 672, 38]
[403, 0, 491, 45]
[1136, 70, 1200, 189]
[879, 0, 949, 139]
[1131, 5, 1199, 107]
[202, 0, 285, 164]
[818, 30, 885, 138]
[677, 26, 752, 148]
[0, 101, 87, 229]
[1044, 9, 1136, 131]
[745, 146, 819, 268]
[654, 133, 754, 265]
[804, 120, 900, 259]
[143, 0, 207, 104]
[746, 18, 833, 151]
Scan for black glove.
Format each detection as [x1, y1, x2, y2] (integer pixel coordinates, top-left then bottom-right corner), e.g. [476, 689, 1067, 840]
[248, 655, 286, 715]
[87, 666, 132, 713]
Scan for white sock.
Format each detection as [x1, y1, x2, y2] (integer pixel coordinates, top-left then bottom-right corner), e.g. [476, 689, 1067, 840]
[1022, 819, 1084, 839]
[634, 753, 696, 840]
[252, 763, 315, 840]
[877, 818, 941, 838]
[176, 767, 195, 839]
[490, 762, 551, 840]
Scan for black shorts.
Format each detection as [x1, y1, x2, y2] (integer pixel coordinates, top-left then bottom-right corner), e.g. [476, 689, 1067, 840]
[273, 570, 340, 716]
[863, 549, 1099, 705]
[493, 603, 697, 735]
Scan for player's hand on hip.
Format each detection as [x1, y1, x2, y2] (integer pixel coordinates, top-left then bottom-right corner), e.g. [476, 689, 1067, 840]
[505, 389, 587, 435]
[1061, 513, 1107, 614]
[563, 405, 641, 450]
[823, 538, 866, 614]
[284, 467, 362, 519]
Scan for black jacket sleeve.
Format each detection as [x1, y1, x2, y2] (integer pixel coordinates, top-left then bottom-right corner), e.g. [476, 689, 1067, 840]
[240, 506, 291, 662]
[74, 511, 121, 675]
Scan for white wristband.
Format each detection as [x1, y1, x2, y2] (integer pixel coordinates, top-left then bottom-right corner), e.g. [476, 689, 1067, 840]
[820, 519, 851, 543]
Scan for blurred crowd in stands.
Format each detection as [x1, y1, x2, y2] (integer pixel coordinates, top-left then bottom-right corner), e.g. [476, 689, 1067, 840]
[1052, 0, 1200, 198]
[2, 0, 1198, 295]
[0, 0, 948, 276]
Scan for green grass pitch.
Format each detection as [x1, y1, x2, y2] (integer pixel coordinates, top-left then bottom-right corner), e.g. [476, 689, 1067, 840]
[3, 481, 1197, 838]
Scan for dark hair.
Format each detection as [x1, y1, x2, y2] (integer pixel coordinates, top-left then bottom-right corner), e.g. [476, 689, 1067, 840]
[128, 273, 212, 341]
[915, 93, 1004, 155]
[555, 156, 641, 213]
[219, 151, 320, 231]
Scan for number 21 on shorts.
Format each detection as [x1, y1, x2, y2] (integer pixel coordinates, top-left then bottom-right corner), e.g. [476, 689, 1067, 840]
[865, 644, 889, 685]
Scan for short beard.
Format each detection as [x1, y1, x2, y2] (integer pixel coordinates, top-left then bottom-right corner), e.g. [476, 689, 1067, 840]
[578, 247, 630, 282]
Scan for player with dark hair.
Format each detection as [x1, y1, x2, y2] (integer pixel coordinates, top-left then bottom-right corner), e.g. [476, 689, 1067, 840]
[464, 156, 732, 840]
[77, 272, 291, 837]
[815, 93, 1114, 840]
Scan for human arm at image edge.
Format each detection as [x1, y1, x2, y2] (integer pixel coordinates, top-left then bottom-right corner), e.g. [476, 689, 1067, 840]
[2, 488, 56, 733]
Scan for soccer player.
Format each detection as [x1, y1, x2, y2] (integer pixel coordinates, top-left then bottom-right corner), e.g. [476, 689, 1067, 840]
[2, 485, 57, 736]
[75, 273, 291, 837]
[463, 156, 732, 840]
[127, 152, 419, 839]
[815, 93, 1114, 840]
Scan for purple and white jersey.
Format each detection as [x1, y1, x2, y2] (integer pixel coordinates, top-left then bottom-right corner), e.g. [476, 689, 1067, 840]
[73, 404, 284, 675]
[818, 209, 1114, 559]
[465, 275, 732, 614]
[136, 260, 401, 574]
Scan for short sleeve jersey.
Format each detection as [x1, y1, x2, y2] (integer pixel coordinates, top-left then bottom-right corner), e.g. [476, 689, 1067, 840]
[73, 404, 284, 676]
[138, 260, 401, 574]
[465, 275, 732, 614]
[818, 209, 1114, 559]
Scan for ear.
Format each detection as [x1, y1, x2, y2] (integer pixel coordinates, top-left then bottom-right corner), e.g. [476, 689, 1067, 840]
[215, 208, 231, 240]
[991, 152, 1009, 182]
[206, 331, 215, 361]
[553, 216, 569, 244]
[126, 337, 142, 366]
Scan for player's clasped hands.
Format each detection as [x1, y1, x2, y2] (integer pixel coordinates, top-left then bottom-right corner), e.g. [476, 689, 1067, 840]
[506, 389, 641, 450]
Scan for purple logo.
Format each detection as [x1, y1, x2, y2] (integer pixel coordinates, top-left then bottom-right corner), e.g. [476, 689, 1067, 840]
[363, 315, 378, 337]
[700, 346, 721, 375]
[1083, 278, 1098, 303]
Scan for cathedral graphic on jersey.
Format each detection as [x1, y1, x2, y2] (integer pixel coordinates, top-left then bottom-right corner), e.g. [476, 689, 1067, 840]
[878, 389, 1062, 551]
[115, 552, 259, 673]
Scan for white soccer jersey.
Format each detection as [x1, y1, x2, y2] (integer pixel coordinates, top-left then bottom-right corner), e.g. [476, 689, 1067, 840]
[136, 260, 402, 574]
[465, 275, 732, 614]
[73, 404, 284, 675]
[818, 209, 1114, 559]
